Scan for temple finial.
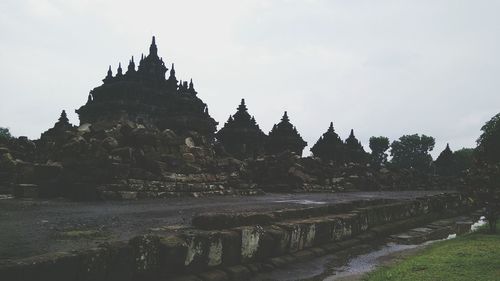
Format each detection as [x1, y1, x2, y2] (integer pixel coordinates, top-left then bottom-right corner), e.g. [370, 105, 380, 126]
[282, 111, 289, 122]
[58, 110, 69, 123]
[149, 36, 158, 56]
[189, 79, 194, 90]
[127, 56, 136, 74]
[328, 122, 334, 132]
[117, 63, 123, 76]
[168, 63, 176, 80]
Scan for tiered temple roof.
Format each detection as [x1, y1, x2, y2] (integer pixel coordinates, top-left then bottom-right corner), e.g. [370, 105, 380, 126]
[344, 129, 367, 163]
[435, 143, 454, 175]
[266, 111, 307, 156]
[310, 122, 345, 163]
[216, 99, 266, 159]
[40, 110, 74, 140]
[76, 36, 216, 137]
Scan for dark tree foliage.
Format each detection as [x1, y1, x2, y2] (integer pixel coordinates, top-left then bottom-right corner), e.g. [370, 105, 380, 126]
[435, 145, 475, 176]
[344, 129, 367, 163]
[216, 99, 266, 159]
[470, 164, 500, 233]
[390, 134, 435, 171]
[477, 112, 500, 165]
[435, 143, 454, 176]
[0, 127, 12, 140]
[453, 148, 474, 173]
[265, 111, 307, 156]
[310, 122, 344, 163]
[473, 113, 500, 233]
[369, 136, 390, 167]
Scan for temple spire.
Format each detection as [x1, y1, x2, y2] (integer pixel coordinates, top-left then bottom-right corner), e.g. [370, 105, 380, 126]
[328, 122, 334, 133]
[238, 98, 247, 112]
[149, 36, 158, 56]
[281, 111, 289, 123]
[103, 65, 113, 83]
[169, 63, 176, 78]
[116, 63, 123, 76]
[189, 79, 194, 90]
[127, 56, 136, 74]
[58, 110, 69, 123]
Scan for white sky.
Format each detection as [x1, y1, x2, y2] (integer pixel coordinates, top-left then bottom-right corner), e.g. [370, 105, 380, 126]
[1, 0, 499, 157]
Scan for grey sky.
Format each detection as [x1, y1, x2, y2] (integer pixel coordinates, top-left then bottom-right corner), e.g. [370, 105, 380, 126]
[1, 0, 499, 157]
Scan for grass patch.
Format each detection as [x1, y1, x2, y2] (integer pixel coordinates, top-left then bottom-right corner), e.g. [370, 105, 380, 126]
[364, 222, 500, 281]
[57, 229, 103, 239]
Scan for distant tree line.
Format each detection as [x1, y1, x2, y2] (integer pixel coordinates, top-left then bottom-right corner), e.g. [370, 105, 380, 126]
[309, 124, 474, 176]
[0, 127, 12, 143]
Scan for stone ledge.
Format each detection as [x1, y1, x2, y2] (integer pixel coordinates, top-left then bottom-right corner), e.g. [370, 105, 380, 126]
[0, 193, 474, 281]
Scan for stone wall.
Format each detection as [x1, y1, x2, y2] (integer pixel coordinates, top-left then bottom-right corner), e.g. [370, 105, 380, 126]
[0, 193, 474, 281]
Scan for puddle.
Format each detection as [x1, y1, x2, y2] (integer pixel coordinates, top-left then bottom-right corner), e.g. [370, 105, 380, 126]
[274, 200, 327, 205]
[323, 242, 426, 281]
[253, 216, 486, 281]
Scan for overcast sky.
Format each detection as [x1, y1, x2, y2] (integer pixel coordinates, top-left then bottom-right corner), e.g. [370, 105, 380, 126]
[1, 0, 499, 157]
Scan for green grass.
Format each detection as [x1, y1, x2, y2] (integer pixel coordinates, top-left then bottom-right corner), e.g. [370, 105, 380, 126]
[365, 223, 500, 281]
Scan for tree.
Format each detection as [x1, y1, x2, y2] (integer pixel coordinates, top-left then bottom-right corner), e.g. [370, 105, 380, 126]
[390, 134, 435, 171]
[369, 136, 390, 167]
[477, 112, 500, 165]
[453, 148, 474, 173]
[474, 113, 500, 233]
[0, 127, 12, 141]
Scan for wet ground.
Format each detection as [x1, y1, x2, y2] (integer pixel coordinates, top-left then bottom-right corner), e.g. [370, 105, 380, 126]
[252, 239, 436, 281]
[0, 190, 448, 260]
[253, 217, 485, 281]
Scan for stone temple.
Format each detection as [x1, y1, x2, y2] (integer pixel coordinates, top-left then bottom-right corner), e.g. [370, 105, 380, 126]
[0, 36, 462, 201]
[29, 37, 254, 199]
[76, 36, 217, 137]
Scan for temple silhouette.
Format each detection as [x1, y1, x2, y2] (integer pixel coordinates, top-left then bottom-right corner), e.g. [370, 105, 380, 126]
[0, 36, 461, 200]
[76, 36, 217, 137]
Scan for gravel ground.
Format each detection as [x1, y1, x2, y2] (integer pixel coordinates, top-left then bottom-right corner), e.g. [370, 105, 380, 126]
[0, 190, 450, 260]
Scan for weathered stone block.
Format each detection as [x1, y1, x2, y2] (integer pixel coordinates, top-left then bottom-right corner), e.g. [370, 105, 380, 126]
[159, 235, 188, 275]
[129, 235, 160, 277]
[220, 230, 241, 266]
[100, 241, 135, 281]
[13, 183, 39, 198]
[77, 247, 109, 281]
[197, 269, 229, 281]
[224, 265, 251, 280]
[0, 252, 81, 281]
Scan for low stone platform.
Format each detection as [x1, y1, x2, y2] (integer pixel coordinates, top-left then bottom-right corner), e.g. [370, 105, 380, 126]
[389, 216, 477, 244]
[0, 192, 474, 281]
